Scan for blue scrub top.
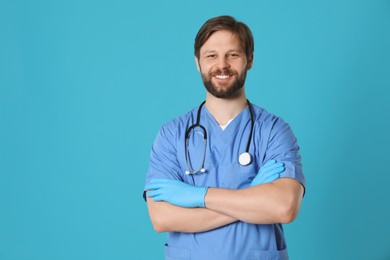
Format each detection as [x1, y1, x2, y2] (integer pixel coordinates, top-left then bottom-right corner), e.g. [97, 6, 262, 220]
[145, 103, 306, 260]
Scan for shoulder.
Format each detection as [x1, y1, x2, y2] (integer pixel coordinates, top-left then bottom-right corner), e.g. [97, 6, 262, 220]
[251, 103, 297, 145]
[158, 106, 197, 139]
[251, 103, 289, 131]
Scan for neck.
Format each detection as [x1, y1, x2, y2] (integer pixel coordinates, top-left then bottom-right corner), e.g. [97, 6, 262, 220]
[204, 89, 248, 125]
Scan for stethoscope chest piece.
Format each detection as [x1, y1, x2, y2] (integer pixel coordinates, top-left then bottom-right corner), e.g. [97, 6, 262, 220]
[238, 152, 252, 166]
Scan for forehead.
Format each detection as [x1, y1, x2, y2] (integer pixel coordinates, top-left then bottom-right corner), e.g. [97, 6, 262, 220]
[200, 30, 243, 53]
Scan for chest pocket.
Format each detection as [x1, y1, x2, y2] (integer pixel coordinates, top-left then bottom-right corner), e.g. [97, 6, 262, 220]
[216, 162, 259, 189]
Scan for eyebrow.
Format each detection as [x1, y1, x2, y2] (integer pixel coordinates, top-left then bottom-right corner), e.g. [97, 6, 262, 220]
[201, 50, 216, 56]
[201, 49, 244, 56]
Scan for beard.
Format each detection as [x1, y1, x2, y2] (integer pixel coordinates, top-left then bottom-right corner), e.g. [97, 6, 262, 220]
[200, 68, 247, 99]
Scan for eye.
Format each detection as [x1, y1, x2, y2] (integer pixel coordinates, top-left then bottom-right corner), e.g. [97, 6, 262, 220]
[228, 53, 240, 58]
[206, 54, 216, 58]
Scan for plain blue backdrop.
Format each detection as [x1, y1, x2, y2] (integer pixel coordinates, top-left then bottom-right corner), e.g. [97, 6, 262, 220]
[1, 0, 389, 259]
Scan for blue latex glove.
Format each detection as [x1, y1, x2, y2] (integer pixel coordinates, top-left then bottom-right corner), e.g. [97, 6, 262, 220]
[145, 178, 208, 208]
[250, 160, 285, 186]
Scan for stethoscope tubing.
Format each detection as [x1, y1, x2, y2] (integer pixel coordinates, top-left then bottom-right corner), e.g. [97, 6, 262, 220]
[185, 100, 254, 175]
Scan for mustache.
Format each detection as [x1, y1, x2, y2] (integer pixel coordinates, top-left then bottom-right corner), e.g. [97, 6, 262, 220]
[211, 69, 237, 76]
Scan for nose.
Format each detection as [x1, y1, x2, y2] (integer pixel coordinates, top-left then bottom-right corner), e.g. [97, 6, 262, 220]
[216, 57, 230, 70]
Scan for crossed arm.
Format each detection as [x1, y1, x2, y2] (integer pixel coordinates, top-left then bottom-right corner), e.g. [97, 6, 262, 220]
[147, 178, 303, 233]
[146, 198, 237, 233]
[146, 118, 305, 233]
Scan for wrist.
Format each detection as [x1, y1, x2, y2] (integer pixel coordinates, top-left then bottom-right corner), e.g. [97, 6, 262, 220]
[199, 186, 209, 208]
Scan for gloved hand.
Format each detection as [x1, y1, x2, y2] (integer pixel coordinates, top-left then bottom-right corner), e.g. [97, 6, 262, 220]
[146, 178, 208, 208]
[250, 160, 285, 187]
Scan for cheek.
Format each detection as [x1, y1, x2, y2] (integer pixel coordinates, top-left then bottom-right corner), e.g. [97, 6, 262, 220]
[200, 66, 214, 76]
[199, 60, 215, 71]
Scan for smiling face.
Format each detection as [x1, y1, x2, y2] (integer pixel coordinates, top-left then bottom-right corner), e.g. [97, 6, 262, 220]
[195, 30, 253, 99]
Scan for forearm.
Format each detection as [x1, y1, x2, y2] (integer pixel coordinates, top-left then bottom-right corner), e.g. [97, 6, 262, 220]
[147, 197, 237, 233]
[204, 178, 304, 224]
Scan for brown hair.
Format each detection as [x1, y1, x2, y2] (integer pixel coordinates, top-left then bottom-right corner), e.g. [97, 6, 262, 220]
[194, 15, 254, 60]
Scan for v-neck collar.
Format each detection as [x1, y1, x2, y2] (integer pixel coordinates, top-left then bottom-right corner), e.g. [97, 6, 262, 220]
[202, 105, 250, 135]
[219, 118, 234, 131]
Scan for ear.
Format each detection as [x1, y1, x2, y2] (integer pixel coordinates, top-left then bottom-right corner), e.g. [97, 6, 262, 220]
[246, 54, 254, 70]
[194, 56, 200, 72]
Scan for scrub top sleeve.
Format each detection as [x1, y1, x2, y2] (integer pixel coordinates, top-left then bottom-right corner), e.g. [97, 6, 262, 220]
[143, 125, 182, 200]
[264, 117, 306, 194]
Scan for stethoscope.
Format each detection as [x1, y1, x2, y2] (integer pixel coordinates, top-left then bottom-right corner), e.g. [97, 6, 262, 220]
[184, 100, 255, 175]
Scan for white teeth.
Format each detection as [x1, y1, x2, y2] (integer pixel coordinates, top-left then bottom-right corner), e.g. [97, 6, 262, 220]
[215, 75, 230, 79]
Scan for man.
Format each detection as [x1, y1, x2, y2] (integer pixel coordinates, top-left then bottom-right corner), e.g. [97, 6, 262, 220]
[144, 15, 305, 260]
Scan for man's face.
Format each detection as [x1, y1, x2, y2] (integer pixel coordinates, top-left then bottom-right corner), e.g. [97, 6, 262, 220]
[196, 30, 253, 99]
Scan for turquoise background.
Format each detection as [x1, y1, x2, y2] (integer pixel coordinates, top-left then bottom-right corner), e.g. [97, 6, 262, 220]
[1, 0, 389, 259]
